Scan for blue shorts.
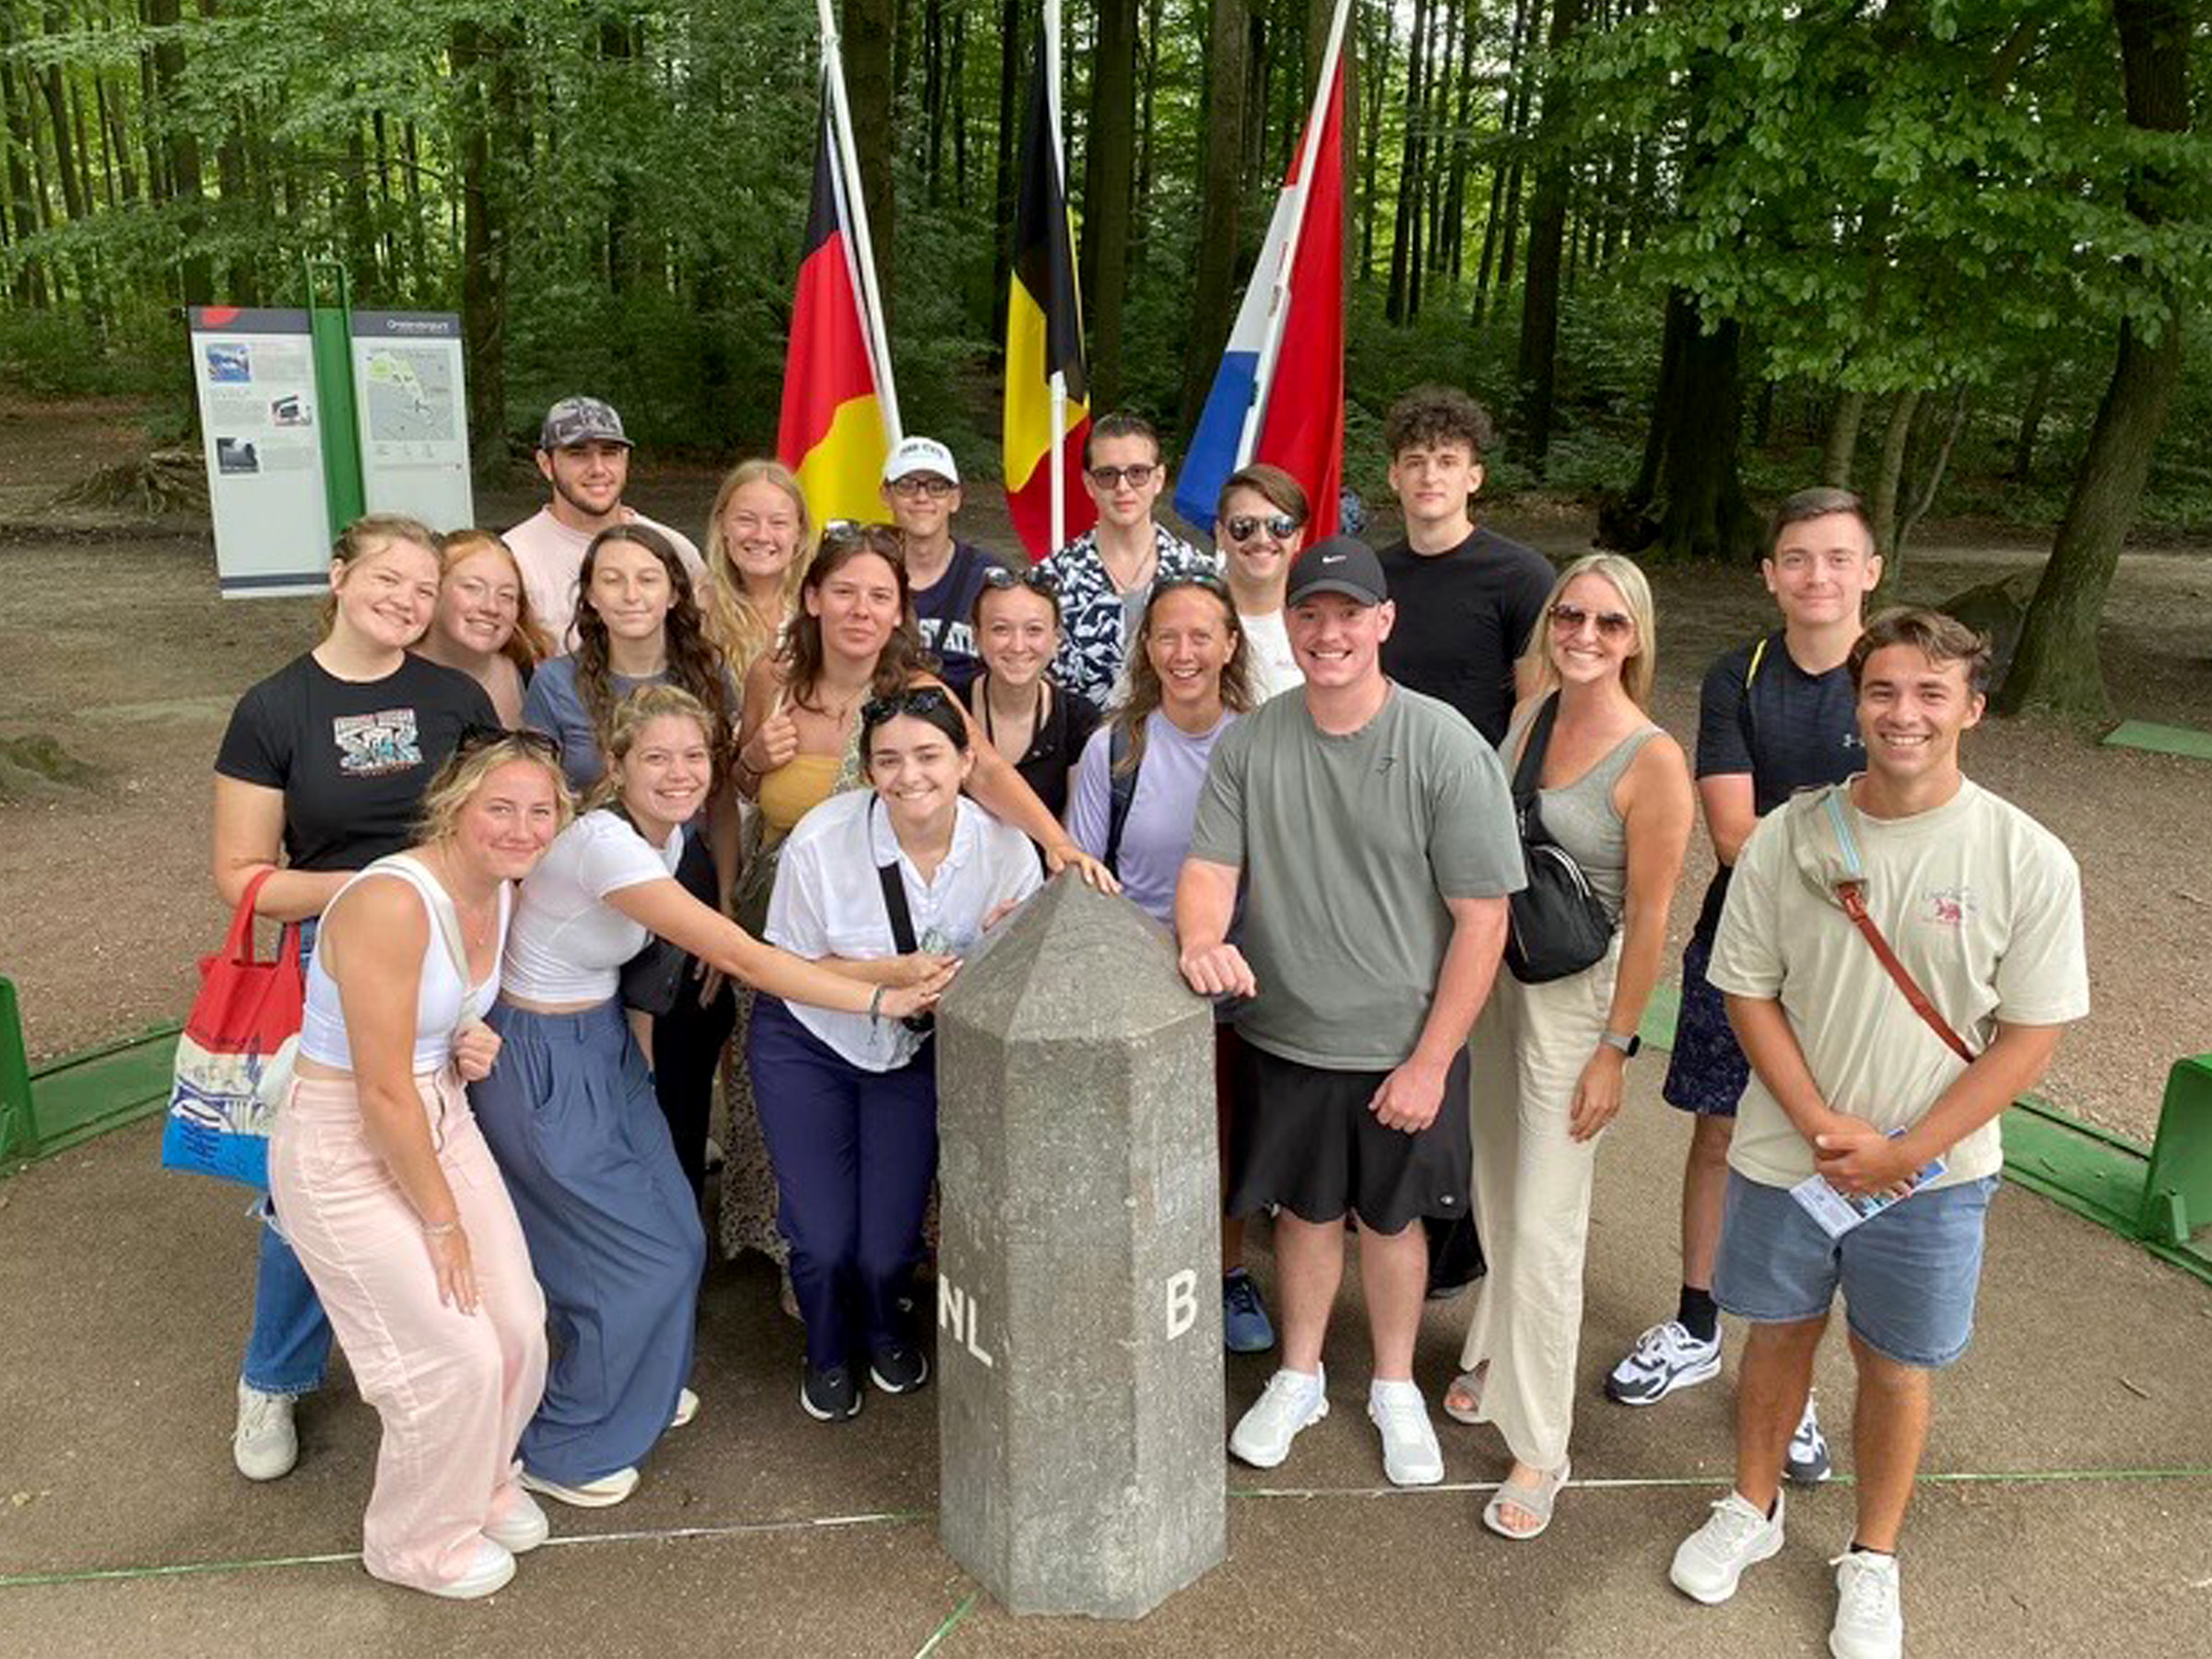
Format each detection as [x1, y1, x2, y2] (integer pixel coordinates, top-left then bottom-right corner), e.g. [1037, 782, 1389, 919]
[1661, 927, 1750, 1117]
[1712, 1170, 1999, 1369]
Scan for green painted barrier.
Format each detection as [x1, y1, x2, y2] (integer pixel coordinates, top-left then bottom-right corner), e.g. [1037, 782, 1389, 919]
[0, 975, 178, 1167]
[2101, 721, 2212, 762]
[0, 978, 30, 1161]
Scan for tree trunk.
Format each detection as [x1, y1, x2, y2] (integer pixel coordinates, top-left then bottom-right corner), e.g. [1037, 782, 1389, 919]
[2008, 358, 2054, 481]
[1512, 0, 1583, 474]
[146, 0, 209, 304]
[1892, 385, 1969, 575]
[1358, 0, 1393, 279]
[1383, 0, 1428, 324]
[0, 34, 44, 306]
[951, 1, 968, 207]
[451, 20, 513, 475]
[1867, 389, 1923, 557]
[1181, 0, 1248, 434]
[1606, 288, 1759, 561]
[1821, 388, 1865, 487]
[1080, 0, 1137, 407]
[989, 0, 1022, 339]
[1135, 0, 1162, 226]
[1444, 0, 1477, 281]
[924, 0, 945, 203]
[845, 0, 898, 324]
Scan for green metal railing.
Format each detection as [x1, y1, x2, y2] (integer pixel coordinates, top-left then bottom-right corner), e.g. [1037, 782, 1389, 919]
[0, 977, 178, 1167]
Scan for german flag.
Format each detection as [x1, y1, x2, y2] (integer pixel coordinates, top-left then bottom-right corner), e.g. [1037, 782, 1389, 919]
[778, 90, 891, 527]
[1002, 47, 1094, 559]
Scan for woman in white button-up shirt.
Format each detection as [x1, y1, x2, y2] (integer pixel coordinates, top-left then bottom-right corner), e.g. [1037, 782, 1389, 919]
[753, 688, 1042, 1423]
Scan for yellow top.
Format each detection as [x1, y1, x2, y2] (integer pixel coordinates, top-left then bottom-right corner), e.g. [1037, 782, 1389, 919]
[756, 752, 845, 836]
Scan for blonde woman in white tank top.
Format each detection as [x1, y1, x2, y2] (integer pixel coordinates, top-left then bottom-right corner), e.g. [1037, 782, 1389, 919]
[269, 732, 571, 1600]
[1447, 554, 1696, 1541]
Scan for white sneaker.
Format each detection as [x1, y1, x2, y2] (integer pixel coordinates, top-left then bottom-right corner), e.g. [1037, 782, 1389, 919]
[423, 1538, 517, 1601]
[519, 1465, 641, 1508]
[1788, 1393, 1834, 1484]
[669, 1386, 700, 1429]
[1670, 1489, 1786, 1605]
[1367, 1381, 1443, 1487]
[1606, 1319, 1723, 1406]
[1229, 1367, 1328, 1469]
[483, 1491, 550, 1554]
[232, 1381, 298, 1481]
[1830, 1549, 1904, 1659]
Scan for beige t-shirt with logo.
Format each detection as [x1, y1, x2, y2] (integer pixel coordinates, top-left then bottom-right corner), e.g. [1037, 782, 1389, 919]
[1710, 778, 2088, 1190]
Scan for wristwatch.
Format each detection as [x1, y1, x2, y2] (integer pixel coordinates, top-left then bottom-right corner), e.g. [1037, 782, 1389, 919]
[1599, 1030, 1641, 1057]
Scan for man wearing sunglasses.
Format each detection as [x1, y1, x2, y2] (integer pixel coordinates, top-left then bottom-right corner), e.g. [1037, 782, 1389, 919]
[506, 395, 705, 650]
[880, 437, 1012, 697]
[1215, 464, 1309, 700]
[1038, 411, 1218, 707]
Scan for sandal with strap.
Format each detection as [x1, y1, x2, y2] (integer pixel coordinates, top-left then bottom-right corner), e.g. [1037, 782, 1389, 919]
[1441, 1363, 1488, 1426]
[1482, 1458, 1571, 1542]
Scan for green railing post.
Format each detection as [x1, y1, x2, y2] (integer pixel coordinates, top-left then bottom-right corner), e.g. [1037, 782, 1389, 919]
[304, 256, 365, 540]
[0, 977, 33, 1160]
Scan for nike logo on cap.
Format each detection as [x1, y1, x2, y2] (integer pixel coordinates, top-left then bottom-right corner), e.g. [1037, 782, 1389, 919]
[1321, 554, 1347, 564]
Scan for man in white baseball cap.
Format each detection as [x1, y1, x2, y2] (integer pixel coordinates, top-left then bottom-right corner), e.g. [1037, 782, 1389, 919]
[880, 436, 1010, 694]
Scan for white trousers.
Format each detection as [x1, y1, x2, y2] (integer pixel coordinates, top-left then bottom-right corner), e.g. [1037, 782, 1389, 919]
[1456, 937, 1618, 1472]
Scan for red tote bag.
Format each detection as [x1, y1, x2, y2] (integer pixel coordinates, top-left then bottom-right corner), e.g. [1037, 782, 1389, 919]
[159, 869, 306, 1187]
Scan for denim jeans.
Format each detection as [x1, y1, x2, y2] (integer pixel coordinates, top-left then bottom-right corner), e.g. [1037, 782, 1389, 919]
[240, 914, 333, 1395]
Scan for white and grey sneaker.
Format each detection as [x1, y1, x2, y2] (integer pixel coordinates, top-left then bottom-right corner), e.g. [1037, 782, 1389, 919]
[1829, 1549, 1904, 1659]
[1669, 1489, 1785, 1605]
[1229, 1366, 1328, 1469]
[232, 1381, 298, 1481]
[1367, 1380, 1443, 1487]
[1787, 1393, 1834, 1485]
[1606, 1319, 1723, 1406]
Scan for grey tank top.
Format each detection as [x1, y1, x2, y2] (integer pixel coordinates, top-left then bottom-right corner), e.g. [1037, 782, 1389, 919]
[1503, 702, 1661, 924]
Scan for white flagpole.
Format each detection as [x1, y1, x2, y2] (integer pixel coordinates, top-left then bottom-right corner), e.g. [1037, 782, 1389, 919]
[818, 0, 902, 443]
[1234, 0, 1351, 470]
[1045, 0, 1068, 553]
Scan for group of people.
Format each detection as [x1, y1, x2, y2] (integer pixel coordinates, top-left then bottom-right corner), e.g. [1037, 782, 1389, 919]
[205, 385, 2084, 1659]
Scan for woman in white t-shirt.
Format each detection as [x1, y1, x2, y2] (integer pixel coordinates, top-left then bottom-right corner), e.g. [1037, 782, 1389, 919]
[467, 686, 947, 1509]
[1215, 464, 1308, 701]
[753, 688, 1042, 1423]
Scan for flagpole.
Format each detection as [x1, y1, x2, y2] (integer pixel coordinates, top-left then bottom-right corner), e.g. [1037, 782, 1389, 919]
[1044, 0, 1068, 553]
[817, 0, 902, 443]
[1234, 0, 1351, 470]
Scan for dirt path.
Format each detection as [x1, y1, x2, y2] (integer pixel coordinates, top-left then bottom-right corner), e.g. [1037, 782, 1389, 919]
[2, 398, 2206, 1139]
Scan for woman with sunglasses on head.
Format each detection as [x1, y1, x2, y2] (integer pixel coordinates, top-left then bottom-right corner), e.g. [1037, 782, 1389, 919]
[269, 729, 569, 1599]
[700, 457, 816, 688]
[1447, 553, 1694, 1542]
[1215, 464, 1309, 700]
[967, 564, 1100, 822]
[722, 525, 1115, 1267]
[415, 529, 554, 728]
[471, 685, 948, 1500]
[520, 524, 740, 1199]
[1067, 573, 1273, 1352]
[212, 515, 500, 1487]
[753, 688, 1042, 1420]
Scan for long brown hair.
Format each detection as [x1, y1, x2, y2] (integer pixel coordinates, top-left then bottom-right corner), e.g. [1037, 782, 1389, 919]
[701, 459, 816, 681]
[773, 524, 932, 708]
[572, 524, 735, 754]
[1114, 575, 1256, 776]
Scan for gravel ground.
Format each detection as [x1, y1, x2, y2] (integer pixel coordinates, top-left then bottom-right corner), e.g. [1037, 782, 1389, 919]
[1, 394, 2206, 1138]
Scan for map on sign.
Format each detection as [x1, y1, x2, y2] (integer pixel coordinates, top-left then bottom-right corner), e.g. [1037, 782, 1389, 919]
[361, 347, 457, 443]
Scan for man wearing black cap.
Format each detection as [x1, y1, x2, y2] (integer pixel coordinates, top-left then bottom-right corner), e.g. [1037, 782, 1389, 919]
[1178, 535, 1523, 1488]
[507, 395, 706, 648]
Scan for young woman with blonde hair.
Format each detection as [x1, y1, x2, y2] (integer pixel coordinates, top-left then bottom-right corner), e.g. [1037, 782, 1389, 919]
[700, 457, 816, 683]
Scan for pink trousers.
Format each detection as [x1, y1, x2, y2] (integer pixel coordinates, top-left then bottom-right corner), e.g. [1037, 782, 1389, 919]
[271, 1065, 547, 1593]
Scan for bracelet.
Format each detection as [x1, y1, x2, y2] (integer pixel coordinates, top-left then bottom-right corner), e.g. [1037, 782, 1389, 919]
[868, 984, 887, 1024]
[422, 1218, 461, 1239]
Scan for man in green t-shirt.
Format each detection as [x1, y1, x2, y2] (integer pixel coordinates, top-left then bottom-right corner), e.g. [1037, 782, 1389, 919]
[1179, 536, 1523, 1489]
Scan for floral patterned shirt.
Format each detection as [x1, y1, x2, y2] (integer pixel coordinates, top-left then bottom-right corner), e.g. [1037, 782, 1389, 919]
[1037, 523, 1219, 707]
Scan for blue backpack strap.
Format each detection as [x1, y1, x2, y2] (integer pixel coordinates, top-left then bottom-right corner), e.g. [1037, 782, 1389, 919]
[1103, 721, 1138, 878]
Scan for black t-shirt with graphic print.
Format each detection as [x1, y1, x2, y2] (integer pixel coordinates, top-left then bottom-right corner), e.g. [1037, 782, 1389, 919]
[216, 651, 498, 872]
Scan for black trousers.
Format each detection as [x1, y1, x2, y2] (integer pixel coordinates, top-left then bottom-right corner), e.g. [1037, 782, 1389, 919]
[652, 829, 737, 1198]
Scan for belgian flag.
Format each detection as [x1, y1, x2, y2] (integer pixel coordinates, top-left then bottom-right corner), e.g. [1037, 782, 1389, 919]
[778, 89, 892, 527]
[1002, 47, 1094, 559]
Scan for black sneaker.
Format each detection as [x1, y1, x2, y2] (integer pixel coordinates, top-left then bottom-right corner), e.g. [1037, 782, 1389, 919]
[800, 1363, 863, 1422]
[868, 1343, 930, 1394]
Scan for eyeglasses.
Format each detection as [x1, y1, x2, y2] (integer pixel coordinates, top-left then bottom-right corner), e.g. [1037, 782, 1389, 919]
[859, 686, 955, 728]
[1223, 513, 1300, 545]
[981, 565, 1060, 596]
[1548, 602, 1635, 641]
[456, 723, 561, 761]
[887, 475, 957, 500]
[1087, 463, 1158, 490]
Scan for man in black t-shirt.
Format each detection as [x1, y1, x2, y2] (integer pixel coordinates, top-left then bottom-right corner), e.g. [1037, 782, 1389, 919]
[1375, 385, 1557, 747]
[1371, 384, 1556, 1298]
[1603, 488, 1882, 1487]
[881, 436, 1013, 696]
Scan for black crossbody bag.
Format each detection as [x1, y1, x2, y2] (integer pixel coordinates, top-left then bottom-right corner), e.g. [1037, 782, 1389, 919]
[1503, 694, 1616, 985]
[872, 799, 938, 1034]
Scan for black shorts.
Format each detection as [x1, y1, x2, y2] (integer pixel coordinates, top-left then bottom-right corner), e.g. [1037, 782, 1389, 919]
[1660, 924, 1751, 1117]
[1229, 1041, 1473, 1235]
